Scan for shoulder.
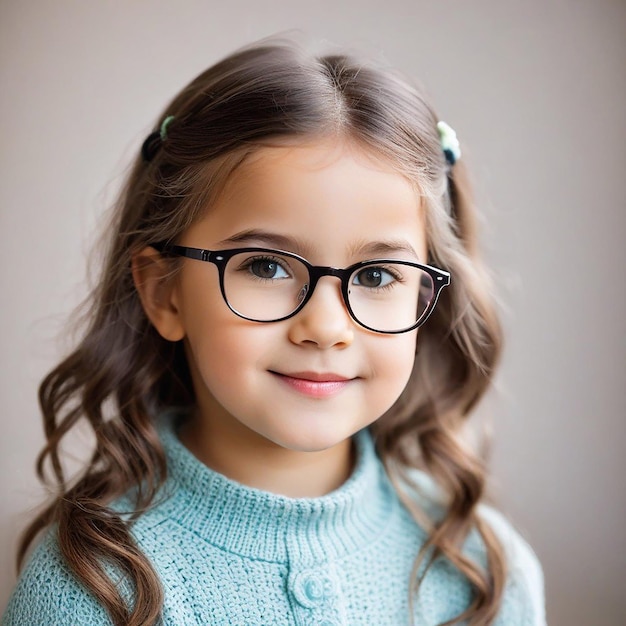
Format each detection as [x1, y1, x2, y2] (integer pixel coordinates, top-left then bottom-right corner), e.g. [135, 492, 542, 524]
[1, 530, 111, 626]
[476, 504, 547, 626]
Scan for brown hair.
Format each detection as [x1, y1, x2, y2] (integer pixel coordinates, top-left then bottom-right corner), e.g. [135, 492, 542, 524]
[18, 38, 506, 626]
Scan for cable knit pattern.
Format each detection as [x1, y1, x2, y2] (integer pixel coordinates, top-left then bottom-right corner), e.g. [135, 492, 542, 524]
[2, 411, 546, 625]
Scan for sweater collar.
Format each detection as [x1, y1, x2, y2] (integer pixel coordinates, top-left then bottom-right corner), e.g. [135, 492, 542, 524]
[156, 410, 395, 565]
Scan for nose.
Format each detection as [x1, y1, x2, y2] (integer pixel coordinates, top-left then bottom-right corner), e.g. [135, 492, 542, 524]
[287, 277, 354, 349]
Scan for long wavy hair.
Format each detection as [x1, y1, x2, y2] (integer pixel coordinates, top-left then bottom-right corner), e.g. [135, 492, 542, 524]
[18, 39, 505, 626]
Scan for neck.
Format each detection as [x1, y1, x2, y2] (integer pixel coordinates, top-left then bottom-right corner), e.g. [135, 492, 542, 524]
[178, 412, 355, 498]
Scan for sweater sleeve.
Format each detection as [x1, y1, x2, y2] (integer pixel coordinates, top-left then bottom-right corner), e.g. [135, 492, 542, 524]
[478, 504, 547, 626]
[1, 531, 112, 626]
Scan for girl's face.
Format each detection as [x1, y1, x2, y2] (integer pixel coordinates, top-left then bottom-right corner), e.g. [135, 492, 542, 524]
[168, 137, 427, 454]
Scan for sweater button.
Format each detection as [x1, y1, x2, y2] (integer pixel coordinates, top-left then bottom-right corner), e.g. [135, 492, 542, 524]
[292, 571, 337, 608]
[304, 576, 326, 601]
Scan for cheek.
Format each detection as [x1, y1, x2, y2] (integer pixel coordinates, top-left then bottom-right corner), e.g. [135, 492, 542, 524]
[176, 270, 253, 384]
[188, 323, 243, 373]
[367, 331, 418, 406]
[185, 316, 275, 399]
[377, 331, 417, 374]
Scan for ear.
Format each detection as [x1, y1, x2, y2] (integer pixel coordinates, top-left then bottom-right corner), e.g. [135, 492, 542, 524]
[131, 246, 185, 342]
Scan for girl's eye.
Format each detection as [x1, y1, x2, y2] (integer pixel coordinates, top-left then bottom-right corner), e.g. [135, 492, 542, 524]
[352, 266, 397, 289]
[247, 257, 291, 280]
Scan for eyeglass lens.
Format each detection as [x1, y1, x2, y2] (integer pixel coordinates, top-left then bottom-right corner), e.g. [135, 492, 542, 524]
[222, 251, 434, 332]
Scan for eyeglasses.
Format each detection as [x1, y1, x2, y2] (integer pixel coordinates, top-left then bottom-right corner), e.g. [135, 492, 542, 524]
[152, 244, 451, 334]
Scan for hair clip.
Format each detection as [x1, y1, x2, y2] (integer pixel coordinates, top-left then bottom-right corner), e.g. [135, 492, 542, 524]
[159, 115, 175, 141]
[437, 121, 461, 166]
[141, 115, 176, 162]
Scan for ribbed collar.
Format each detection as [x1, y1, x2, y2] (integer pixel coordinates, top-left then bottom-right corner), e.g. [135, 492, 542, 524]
[156, 410, 395, 565]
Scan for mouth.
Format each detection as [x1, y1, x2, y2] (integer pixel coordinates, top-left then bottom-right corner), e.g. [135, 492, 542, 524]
[269, 371, 356, 398]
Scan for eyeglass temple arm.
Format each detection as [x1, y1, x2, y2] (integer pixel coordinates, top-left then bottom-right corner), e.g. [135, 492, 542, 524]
[152, 243, 210, 262]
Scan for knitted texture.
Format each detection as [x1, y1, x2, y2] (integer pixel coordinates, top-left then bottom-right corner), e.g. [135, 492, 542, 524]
[2, 413, 546, 625]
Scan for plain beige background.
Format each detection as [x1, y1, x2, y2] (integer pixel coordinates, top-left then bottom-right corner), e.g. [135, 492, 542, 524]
[1, 1, 625, 624]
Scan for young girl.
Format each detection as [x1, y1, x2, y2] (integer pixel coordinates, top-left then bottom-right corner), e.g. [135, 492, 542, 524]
[2, 38, 545, 626]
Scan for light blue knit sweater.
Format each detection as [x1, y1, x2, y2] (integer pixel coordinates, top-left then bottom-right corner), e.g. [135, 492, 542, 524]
[2, 413, 546, 625]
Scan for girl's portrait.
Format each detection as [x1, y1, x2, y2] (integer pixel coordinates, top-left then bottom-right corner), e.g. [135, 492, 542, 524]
[1, 2, 624, 625]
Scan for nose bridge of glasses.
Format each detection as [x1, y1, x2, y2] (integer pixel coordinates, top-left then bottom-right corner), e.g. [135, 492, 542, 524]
[295, 266, 350, 316]
[308, 264, 347, 282]
[305, 265, 350, 300]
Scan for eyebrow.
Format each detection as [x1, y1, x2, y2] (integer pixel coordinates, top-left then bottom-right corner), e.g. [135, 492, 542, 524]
[217, 229, 420, 261]
[217, 229, 313, 257]
[348, 239, 420, 261]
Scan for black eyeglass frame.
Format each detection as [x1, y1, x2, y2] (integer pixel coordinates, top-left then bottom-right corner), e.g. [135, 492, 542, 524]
[152, 243, 451, 334]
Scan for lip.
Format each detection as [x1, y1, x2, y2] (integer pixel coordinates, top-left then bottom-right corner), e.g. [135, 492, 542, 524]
[279, 371, 351, 382]
[270, 371, 355, 398]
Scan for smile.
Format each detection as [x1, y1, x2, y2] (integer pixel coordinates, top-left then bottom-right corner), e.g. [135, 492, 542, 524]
[269, 371, 355, 398]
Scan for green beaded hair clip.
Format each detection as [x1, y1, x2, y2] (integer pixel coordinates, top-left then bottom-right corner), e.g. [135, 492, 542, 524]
[437, 121, 461, 166]
[141, 115, 175, 162]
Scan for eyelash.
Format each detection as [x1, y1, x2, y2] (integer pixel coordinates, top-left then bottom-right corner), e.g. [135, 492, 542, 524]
[236, 255, 294, 278]
[352, 265, 405, 290]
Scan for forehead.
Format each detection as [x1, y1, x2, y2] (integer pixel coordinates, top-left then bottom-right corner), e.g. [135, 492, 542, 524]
[185, 136, 427, 262]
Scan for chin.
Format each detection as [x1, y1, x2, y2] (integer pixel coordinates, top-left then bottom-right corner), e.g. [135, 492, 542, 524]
[266, 423, 356, 453]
